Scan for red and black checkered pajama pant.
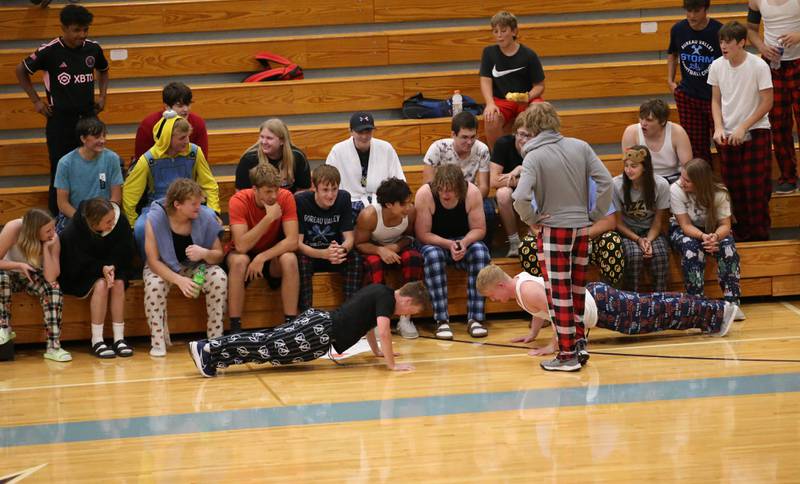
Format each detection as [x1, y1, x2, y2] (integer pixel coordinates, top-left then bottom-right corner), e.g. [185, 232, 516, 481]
[715, 128, 772, 242]
[536, 226, 589, 361]
[674, 88, 713, 163]
[769, 57, 800, 185]
[362, 246, 423, 285]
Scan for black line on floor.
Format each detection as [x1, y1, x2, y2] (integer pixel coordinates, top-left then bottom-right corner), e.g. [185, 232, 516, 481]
[417, 335, 800, 363]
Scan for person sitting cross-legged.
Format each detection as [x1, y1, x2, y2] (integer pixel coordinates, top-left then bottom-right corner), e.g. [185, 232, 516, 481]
[354, 178, 423, 339]
[415, 164, 491, 340]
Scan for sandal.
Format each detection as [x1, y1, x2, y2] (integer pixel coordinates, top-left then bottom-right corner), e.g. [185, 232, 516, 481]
[112, 339, 134, 357]
[435, 321, 453, 340]
[44, 347, 72, 362]
[467, 319, 488, 338]
[92, 341, 116, 359]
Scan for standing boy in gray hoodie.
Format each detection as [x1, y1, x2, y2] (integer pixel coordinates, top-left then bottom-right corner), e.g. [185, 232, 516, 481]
[512, 102, 612, 372]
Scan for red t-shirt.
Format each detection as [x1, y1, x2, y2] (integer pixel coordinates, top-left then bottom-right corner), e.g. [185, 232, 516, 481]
[227, 188, 297, 254]
[133, 110, 209, 162]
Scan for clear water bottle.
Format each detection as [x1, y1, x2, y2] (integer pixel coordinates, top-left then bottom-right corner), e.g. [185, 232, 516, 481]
[192, 263, 206, 298]
[452, 90, 463, 116]
[770, 40, 784, 70]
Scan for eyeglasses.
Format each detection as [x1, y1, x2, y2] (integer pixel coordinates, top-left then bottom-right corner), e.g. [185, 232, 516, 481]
[515, 131, 533, 140]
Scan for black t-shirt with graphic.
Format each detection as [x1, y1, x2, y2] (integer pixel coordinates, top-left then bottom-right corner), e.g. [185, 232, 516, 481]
[330, 284, 395, 353]
[668, 19, 723, 100]
[23, 38, 108, 114]
[491, 134, 523, 173]
[479, 44, 545, 99]
[295, 189, 353, 249]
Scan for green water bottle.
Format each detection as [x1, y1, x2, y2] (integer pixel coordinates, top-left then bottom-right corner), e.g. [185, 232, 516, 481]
[192, 264, 206, 298]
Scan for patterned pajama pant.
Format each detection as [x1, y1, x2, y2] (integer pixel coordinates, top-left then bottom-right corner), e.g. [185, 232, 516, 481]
[143, 264, 227, 353]
[519, 231, 625, 286]
[363, 246, 423, 285]
[588, 282, 727, 335]
[674, 88, 713, 163]
[207, 308, 333, 369]
[298, 252, 363, 311]
[669, 222, 740, 303]
[715, 128, 772, 242]
[621, 233, 670, 292]
[0, 269, 63, 349]
[768, 57, 800, 186]
[421, 241, 490, 322]
[537, 226, 589, 361]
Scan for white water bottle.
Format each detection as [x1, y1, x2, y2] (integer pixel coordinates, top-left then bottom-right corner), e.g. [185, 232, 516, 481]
[452, 90, 463, 116]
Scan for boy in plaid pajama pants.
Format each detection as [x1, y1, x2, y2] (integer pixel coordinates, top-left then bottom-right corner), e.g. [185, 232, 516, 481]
[296, 165, 362, 311]
[355, 178, 423, 339]
[709, 21, 774, 242]
[667, 0, 722, 163]
[747, 0, 800, 194]
[415, 164, 491, 340]
[513, 103, 613, 372]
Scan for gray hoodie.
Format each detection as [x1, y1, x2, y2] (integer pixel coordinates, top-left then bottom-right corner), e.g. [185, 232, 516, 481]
[512, 130, 612, 228]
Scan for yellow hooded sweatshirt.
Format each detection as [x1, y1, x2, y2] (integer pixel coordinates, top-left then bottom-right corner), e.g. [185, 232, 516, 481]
[122, 113, 220, 227]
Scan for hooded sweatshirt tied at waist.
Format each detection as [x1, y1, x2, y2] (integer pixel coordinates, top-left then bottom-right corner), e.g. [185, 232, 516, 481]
[512, 130, 612, 228]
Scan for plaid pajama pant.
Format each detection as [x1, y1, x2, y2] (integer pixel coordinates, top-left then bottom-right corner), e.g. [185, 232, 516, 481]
[715, 128, 772, 242]
[299, 251, 363, 311]
[207, 308, 333, 369]
[768, 57, 800, 185]
[588, 282, 727, 335]
[421, 241, 490, 322]
[363, 246, 423, 285]
[519, 231, 625, 286]
[537, 226, 589, 361]
[674, 88, 713, 163]
[0, 269, 63, 349]
[669, 222, 741, 303]
[621, 232, 670, 292]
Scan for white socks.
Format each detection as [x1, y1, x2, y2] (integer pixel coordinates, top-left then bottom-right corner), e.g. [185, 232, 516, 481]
[91, 323, 104, 345]
[508, 233, 521, 246]
[112, 322, 125, 342]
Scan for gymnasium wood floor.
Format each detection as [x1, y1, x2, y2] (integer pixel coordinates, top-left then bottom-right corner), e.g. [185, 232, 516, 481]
[2, 299, 800, 483]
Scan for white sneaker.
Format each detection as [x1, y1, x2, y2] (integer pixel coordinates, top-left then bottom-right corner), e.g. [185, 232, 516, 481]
[734, 305, 746, 321]
[0, 327, 13, 345]
[506, 243, 519, 258]
[397, 315, 418, 339]
[149, 346, 167, 357]
[714, 302, 737, 337]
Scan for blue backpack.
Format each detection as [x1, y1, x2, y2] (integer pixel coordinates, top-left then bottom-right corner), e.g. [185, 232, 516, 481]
[402, 92, 484, 119]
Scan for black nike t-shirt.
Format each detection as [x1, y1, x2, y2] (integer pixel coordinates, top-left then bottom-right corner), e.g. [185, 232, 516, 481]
[23, 37, 108, 114]
[330, 284, 395, 353]
[479, 43, 545, 99]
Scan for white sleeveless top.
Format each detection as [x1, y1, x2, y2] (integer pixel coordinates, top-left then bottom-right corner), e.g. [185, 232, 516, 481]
[759, 0, 800, 61]
[637, 121, 680, 178]
[3, 244, 35, 266]
[514, 272, 599, 328]
[370, 203, 408, 245]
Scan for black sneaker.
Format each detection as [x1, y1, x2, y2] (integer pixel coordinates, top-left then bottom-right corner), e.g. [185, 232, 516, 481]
[774, 182, 797, 195]
[188, 341, 217, 378]
[576, 339, 589, 365]
[540, 357, 582, 372]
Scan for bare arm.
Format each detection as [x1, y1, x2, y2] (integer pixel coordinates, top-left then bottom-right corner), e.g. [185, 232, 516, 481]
[614, 211, 639, 242]
[675, 212, 705, 240]
[41, 236, 60, 283]
[414, 185, 453, 248]
[110, 184, 122, 205]
[259, 219, 299, 261]
[746, 1, 781, 60]
[354, 207, 382, 255]
[297, 233, 329, 259]
[647, 209, 668, 241]
[95, 69, 109, 112]
[588, 213, 616, 240]
[15, 62, 51, 117]
[461, 184, 487, 247]
[529, 80, 544, 100]
[202, 238, 225, 265]
[56, 189, 76, 219]
[711, 85, 725, 145]
[673, 124, 693, 166]
[422, 164, 435, 185]
[667, 53, 678, 92]
[620, 124, 638, 153]
[231, 205, 281, 254]
[477, 171, 490, 198]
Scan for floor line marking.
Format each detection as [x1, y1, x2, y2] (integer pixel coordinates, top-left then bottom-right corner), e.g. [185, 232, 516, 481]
[2, 334, 798, 394]
[781, 301, 800, 318]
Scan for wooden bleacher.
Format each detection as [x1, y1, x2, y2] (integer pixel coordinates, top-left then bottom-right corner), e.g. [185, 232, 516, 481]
[0, 0, 744, 41]
[2, 0, 798, 346]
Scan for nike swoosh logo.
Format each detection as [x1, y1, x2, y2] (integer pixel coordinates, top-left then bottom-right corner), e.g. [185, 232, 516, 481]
[492, 65, 525, 77]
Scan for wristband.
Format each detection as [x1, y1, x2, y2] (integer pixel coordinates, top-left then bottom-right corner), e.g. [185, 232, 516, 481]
[747, 8, 761, 24]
